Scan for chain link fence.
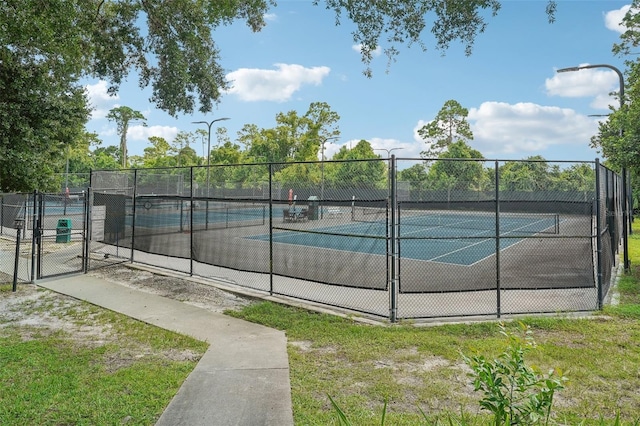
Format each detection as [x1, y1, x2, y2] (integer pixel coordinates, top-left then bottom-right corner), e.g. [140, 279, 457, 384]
[70, 158, 625, 320]
[1, 191, 87, 283]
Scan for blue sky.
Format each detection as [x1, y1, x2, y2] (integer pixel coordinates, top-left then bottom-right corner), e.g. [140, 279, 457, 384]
[84, 1, 631, 163]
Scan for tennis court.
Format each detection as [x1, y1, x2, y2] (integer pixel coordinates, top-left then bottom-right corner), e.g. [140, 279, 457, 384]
[85, 157, 622, 321]
[130, 200, 267, 229]
[250, 210, 561, 266]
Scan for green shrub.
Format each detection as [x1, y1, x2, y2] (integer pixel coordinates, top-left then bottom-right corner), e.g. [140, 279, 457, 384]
[461, 322, 567, 426]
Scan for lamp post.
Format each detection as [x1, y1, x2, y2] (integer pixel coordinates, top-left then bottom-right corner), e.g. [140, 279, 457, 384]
[320, 136, 340, 219]
[374, 147, 404, 158]
[557, 64, 629, 272]
[64, 144, 70, 215]
[374, 147, 404, 197]
[192, 117, 230, 229]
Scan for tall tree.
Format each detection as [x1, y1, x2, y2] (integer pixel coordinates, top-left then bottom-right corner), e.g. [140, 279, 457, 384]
[2, 0, 558, 189]
[106, 106, 146, 168]
[0, 50, 89, 191]
[419, 99, 474, 159]
[2, 1, 556, 113]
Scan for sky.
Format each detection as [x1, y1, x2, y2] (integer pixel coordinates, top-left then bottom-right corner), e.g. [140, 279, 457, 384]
[84, 0, 632, 164]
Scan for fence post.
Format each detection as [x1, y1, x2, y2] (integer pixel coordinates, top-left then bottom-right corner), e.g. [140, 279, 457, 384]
[622, 167, 630, 272]
[130, 169, 138, 264]
[190, 166, 194, 276]
[269, 163, 274, 296]
[389, 155, 398, 323]
[495, 161, 501, 318]
[595, 160, 603, 310]
[30, 190, 38, 282]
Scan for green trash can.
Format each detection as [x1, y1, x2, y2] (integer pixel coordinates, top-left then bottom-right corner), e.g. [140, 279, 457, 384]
[56, 218, 72, 243]
[307, 196, 319, 220]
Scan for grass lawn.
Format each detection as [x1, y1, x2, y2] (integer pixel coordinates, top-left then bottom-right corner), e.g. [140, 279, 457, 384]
[0, 286, 208, 425]
[227, 223, 640, 425]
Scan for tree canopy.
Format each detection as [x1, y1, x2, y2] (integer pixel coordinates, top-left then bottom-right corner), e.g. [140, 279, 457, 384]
[418, 99, 474, 158]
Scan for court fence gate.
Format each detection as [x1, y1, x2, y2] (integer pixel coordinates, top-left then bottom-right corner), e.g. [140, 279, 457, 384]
[1, 157, 627, 322]
[1, 191, 88, 283]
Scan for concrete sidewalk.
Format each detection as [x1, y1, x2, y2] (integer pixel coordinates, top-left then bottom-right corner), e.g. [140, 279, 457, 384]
[39, 274, 294, 426]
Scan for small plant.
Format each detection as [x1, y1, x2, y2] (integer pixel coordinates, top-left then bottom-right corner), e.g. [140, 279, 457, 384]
[461, 322, 567, 426]
[328, 394, 388, 425]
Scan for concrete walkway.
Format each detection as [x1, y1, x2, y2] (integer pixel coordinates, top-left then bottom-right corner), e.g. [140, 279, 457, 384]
[39, 274, 294, 426]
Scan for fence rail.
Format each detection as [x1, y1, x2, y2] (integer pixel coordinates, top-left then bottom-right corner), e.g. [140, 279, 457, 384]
[81, 158, 625, 321]
[0, 157, 625, 322]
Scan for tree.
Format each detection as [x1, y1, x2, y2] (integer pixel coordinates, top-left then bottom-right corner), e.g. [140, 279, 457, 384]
[419, 99, 474, 158]
[321, 1, 556, 77]
[142, 136, 172, 168]
[2, 0, 558, 189]
[428, 141, 485, 193]
[328, 140, 386, 188]
[499, 156, 550, 191]
[0, 50, 90, 191]
[92, 145, 121, 170]
[106, 106, 146, 168]
[3, 1, 557, 114]
[238, 103, 341, 163]
[399, 163, 430, 191]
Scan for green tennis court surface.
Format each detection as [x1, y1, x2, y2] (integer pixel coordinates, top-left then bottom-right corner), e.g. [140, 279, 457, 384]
[249, 212, 560, 266]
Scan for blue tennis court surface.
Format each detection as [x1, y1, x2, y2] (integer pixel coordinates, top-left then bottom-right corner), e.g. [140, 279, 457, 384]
[248, 214, 559, 266]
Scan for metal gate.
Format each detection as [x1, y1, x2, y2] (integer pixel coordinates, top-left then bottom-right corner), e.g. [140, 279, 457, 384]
[34, 191, 88, 279]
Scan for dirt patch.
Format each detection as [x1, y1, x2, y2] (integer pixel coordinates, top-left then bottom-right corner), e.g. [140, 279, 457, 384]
[87, 265, 255, 313]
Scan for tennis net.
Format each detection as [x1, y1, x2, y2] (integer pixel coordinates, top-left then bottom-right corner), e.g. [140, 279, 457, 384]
[352, 206, 560, 234]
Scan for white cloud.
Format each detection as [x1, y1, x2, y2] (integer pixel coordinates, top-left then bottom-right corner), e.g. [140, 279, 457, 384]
[352, 44, 382, 57]
[264, 13, 277, 21]
[467, 102, 599, 157]
[604, 5, 631, 34]
[225, 64, 330, 102]
[546, 66, 621, 110]
[85, 80, 119, 119]
[127, 125, 179, 142]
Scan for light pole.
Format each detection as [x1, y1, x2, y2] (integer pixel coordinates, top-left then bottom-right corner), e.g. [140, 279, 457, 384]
[375, 147, 404, 195]
[374, 147, 404, 158]
[320, 136, 340, 219]
[64, 144, 70, 215]
[192, 117, 230, 228]
[557, 64, 629, 272]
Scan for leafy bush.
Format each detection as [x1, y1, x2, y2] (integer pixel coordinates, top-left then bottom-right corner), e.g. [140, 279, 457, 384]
[461, 322, 567, 426]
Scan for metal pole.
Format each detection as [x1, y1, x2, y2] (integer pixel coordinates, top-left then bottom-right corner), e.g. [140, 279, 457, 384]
[595, 159, 604, 309]
[64, 145, 70, 215]
[193, 117, 230, 230]
[557, 64, 629, 271]
[30, 190, 37, 282]
[321, 140, 325, 219]
[269, 163, 274, 295]
[389, 155, 398, 323]
[319, 136, 339, 219]
[12, 223, 22, 292]
[190, 166, 194, 276]
[130, 168, 138, 264]
[495, 161, 501, 318]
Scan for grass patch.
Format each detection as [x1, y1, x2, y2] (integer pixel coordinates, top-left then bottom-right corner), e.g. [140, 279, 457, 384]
[0, 286, 208, 425]
[226, 222, 640, 425]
